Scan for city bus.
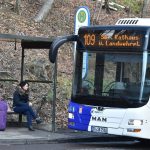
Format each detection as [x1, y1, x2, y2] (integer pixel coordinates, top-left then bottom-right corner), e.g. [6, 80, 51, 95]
[49, 18, 150, 139]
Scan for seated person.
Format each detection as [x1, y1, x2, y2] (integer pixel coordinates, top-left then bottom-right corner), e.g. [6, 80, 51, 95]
[13, 80, 42, 131]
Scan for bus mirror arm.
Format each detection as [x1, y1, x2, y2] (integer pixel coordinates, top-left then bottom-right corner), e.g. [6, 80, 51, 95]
[49, 35, 84, 63]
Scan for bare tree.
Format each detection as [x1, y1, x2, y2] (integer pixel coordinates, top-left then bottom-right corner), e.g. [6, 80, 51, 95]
[104, 0, 111, 14]
[15, 0, 21, 14]
[142, 0, 150, 17]
[93, 0, 103, 24]
[34, 0, 54, 22]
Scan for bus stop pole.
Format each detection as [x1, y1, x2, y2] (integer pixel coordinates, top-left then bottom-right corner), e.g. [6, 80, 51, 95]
[51, 59, 57, 132]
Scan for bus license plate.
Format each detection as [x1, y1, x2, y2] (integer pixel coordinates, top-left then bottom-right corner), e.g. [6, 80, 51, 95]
[91, 126, 108, 133]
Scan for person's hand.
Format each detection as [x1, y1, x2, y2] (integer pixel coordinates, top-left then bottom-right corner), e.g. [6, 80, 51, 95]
[29, 102, 32, 106]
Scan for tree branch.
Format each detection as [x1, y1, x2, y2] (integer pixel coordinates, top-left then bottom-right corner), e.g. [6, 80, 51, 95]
[34, 0, 54, 22]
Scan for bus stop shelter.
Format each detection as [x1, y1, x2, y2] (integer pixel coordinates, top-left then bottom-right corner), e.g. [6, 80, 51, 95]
[0, 33, 57, 131]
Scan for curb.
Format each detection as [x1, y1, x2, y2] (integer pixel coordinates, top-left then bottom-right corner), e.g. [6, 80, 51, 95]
[0, 135, 136, 145]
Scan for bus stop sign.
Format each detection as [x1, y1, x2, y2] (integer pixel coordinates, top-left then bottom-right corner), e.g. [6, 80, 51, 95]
[74, 6, 90, 79]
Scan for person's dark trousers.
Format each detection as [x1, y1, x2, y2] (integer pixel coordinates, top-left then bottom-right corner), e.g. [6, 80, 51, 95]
[13, 103, 37, 127]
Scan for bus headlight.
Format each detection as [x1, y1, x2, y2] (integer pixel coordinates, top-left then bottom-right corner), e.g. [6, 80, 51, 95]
[128, 119, 143, 126]
[68, 113, 74, 119]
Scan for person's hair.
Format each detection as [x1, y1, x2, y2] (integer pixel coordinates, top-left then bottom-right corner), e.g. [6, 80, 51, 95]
[19, 80, 29, 88]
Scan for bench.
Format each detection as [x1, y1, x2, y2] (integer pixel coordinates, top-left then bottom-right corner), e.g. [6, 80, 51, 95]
[7, 111, 22, 124]
[7, 103, 23, 126]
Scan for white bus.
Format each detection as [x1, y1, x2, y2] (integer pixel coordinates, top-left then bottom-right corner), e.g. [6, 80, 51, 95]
[49, 18, 150, 140]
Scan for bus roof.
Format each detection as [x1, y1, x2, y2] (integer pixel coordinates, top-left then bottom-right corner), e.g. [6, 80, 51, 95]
[79, 25, 150, 31]
[116, 18, 150, 26]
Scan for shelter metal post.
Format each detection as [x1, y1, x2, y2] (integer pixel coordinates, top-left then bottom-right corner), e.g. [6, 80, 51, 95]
[21, 48, 25, 81]
[51, 60, 57, 132]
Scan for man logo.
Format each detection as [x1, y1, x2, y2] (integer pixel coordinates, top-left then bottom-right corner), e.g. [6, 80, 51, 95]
[91, 116, 107, 122]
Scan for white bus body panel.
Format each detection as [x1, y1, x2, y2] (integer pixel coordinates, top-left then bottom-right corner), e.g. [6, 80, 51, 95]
[88, 99, 150, 139]
[121, 104, 150, 139]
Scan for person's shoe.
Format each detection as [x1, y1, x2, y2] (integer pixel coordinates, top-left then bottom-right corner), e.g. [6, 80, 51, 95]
[36, 118, 42, 124]
[28, 126, 35, 131]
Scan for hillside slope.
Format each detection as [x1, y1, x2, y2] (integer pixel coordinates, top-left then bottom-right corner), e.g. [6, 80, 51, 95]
[0, 0, 139, 128]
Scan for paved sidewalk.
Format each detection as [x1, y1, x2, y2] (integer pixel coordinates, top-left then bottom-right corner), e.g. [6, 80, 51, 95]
[0, 127, 104, 145]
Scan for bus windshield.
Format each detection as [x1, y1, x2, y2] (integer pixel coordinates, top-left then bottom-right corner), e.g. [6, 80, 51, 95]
[72, 52, 150, 108]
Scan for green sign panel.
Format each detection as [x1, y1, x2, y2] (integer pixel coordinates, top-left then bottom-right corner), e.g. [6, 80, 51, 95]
[78, 10, 86, 23]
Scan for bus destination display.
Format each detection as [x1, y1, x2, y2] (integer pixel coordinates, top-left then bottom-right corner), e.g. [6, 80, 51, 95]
[79, 30, 143, 50]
